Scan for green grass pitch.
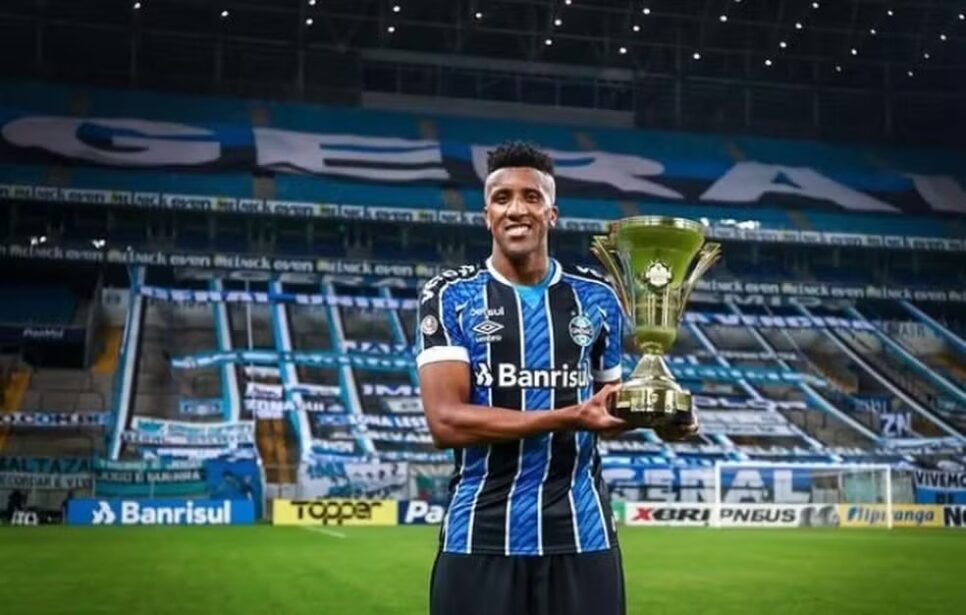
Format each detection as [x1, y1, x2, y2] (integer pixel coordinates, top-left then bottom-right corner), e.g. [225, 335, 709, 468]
[1, 526, 963, 614]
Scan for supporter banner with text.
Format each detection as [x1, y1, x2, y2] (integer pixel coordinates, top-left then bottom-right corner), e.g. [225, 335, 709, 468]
[0, 457, 92, 490]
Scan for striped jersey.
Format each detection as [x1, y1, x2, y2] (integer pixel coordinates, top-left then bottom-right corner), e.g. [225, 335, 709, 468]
[415, 258, 623, 556]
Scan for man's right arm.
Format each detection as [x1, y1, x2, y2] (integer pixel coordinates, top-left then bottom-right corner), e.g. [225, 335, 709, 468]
[419, 361, 623, 449]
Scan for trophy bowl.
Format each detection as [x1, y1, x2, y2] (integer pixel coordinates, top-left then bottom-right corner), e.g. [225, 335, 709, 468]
[591, 216, 721, 429]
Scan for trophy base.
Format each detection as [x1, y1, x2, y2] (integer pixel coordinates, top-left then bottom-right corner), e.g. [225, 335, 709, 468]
[610, 354, 694, 429]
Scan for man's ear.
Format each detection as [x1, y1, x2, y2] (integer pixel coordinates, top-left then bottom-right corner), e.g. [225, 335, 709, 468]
[549, 205, 559, 228]
[484, 205, 492, 230]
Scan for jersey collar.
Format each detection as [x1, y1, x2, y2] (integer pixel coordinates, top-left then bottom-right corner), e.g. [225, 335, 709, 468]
[486, 256, 562, 287]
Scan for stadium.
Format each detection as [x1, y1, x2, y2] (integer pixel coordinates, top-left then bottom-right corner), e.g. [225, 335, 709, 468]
[0, 0, 964, 613]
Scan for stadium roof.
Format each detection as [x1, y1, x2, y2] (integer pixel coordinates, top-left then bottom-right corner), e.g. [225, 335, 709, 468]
[0, 1, 963, 143]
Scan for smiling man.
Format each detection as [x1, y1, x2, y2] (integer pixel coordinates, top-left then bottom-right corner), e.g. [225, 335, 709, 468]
[416, 141, 627, 615]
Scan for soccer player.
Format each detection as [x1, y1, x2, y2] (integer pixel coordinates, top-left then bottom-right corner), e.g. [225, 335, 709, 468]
[417, 141, 693, 614]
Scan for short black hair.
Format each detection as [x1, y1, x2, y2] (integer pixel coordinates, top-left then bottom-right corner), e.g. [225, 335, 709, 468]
[486, 141, 554, 176]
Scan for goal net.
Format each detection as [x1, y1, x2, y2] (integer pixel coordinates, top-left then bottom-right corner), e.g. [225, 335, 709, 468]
[712, 461, 893, 528]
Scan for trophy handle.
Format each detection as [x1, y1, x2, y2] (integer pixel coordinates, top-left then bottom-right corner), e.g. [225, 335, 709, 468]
[590, 235, 633, 317]
[681, 242, 722, 306]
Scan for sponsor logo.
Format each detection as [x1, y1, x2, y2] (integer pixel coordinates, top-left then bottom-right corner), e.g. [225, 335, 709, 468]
[472, 319, 504, 343]
[68, 499, 253, 526]
[568, 314, 595, 347]
[629, 505, 711, 526]
[470, 306, 505, 319]
[719, 506, 798, 526]
[92, 501, 117, 525]
[272, 499, 398, 526]
[643, 261, 672, 289]
[400, 501, 446, 525]
[943, 506, 966, 528]
[420, 315, 439, 336]
[10, 510, 39, 526]
[841, 505, 942, 528]
[22, 327, 66, 340]
[474, 363, 590, 389]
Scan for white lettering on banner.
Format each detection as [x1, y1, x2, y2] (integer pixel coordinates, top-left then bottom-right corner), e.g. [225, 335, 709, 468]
[116, 500, 232, 525]
[700, 162, 899, 213]
[542, 148, 688, 199]
[0, 412, 107, 427]
[692, 396, 807, 412]
[363, 384, 418, 397]
[245, 398, 344, 415]
[312, 439, 357, 454]
[2, 117, 220, 166]
[907, 175, 966, 215]
[684, 312, 875, 330]
[256, 129, 449, 182]
[880, 412, 913, 438]
[698, 411, 798, 436]
[127, 417, 254, 446]
[914, 470, 966, 491]
[382, 397, 424, 414]
[403, 501, 446, 524]
[0, 472, 91, 489]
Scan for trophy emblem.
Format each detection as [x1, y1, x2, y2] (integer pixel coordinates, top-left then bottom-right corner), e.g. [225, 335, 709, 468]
[590, 216, 721, 429]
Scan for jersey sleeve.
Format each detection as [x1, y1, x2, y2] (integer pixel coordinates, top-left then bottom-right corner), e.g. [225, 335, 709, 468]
[590, 286, 624, 383]
[415, 275, 470, 368]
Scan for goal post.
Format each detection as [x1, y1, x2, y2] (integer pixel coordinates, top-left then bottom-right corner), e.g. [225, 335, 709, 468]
[711, 461, 893, 529]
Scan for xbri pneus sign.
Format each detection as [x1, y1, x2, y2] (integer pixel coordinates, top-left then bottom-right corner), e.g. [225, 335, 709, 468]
[626, 504, 711, 527]
[272, 499, 398, 526]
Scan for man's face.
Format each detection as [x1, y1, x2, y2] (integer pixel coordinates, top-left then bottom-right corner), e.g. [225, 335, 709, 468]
[484, 167, 558, 261]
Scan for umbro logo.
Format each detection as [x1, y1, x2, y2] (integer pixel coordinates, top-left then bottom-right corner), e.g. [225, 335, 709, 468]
[472, 319, 503, 343]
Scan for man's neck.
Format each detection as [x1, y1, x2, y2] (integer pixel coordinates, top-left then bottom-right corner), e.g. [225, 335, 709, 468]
[490, 249, 551, 286]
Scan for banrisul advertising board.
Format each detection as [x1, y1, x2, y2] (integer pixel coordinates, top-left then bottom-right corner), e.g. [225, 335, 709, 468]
[66, 499, 255, 526]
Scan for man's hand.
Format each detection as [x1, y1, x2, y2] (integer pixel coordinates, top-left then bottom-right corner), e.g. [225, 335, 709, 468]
[654, 412, 700, 442]
[570, 383, 627, 433]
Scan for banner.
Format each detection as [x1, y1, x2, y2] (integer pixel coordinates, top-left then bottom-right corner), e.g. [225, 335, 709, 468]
[625, 502, 712, 527]
[125, 418, 255, 446]
[697, 411, 799, 437]
[623, 503, 842, 527]
[272, 499, 398, 526]
[1, 81, 963, 219]
[179, 399, 223, 417]
[67, 498, 255, 526]
[298, 460, 408, 499]
[0, 457, 91, 490]
[140, 285, 418, 311]
[91, 456, 262, 513]
[409, 464, 451, 502]
[913, 469, 966, 505]
[398, 500, 446, 525]
[0, 412, 108, 428]
[838, 504, 944, 528]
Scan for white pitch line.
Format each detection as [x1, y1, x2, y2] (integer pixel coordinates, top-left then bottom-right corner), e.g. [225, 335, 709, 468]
[300, 526, 347, 539]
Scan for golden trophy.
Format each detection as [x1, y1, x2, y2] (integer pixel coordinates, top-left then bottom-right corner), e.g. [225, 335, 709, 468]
[591, 216, 721, 428]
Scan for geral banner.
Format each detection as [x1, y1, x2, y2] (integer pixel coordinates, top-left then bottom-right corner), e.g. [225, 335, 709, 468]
[0, 412, 108, 428]
[0, 456, 92, 490]
[604, 467, 818, 503]
[272, 499, 398, 526]
[624, 503, 948, 528]
[123, 417, 255, 446]
[1, 79, 964, 219]
[298, 460, 409, 499]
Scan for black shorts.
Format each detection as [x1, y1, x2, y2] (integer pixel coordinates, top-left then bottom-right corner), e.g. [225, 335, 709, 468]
[430, 548, 626, 615]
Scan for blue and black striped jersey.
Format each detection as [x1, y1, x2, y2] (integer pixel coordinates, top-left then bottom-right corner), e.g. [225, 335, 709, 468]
[416, 258, 624, 556]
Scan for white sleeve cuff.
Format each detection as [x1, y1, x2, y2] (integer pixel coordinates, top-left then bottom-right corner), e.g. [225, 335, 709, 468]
[416, 346, 470, 369]
[592, 365, 623, 383]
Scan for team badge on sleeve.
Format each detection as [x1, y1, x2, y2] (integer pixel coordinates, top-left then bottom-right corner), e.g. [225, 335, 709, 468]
[420, 315, 439, 336]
